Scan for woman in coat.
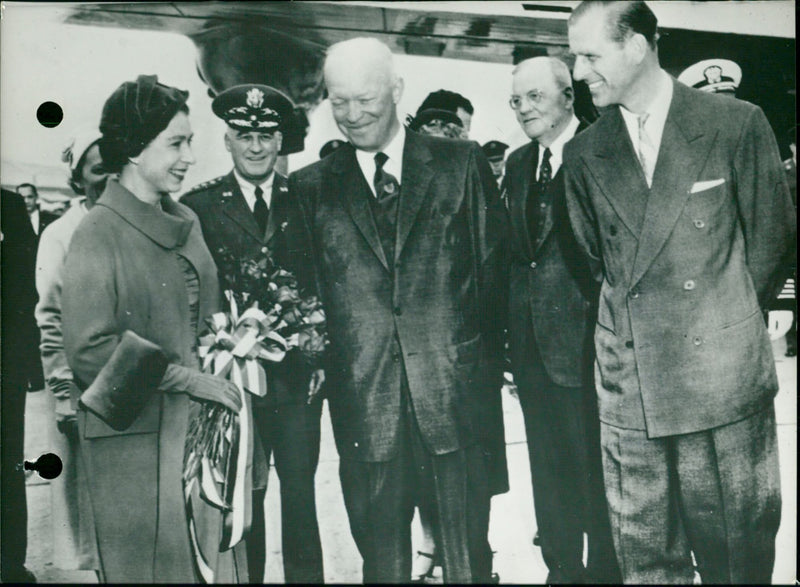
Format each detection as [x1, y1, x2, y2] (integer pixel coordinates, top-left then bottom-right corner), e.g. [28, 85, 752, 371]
[62, 75, 246, 583]
[34, 129, 108, 576]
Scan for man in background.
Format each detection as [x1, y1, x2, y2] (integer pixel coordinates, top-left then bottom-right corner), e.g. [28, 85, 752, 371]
[482, 140, 508, 186]
[181, 84, 325, 584]
[16, 182, 58, 238]
[502, 56, 618, 584]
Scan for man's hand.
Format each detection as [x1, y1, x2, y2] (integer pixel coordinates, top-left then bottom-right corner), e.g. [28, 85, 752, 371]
[307, 369, 325, 404]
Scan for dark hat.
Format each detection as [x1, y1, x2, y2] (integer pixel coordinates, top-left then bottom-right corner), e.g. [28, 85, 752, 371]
[99, 75, 189, 173]
[212, 84, 294, 133]
[678, 59, 741, 94]
[418, 89, 473, 116]
[482, 140, 509, 161]
[408, 108, 462, 132]
[319, 139, 346, 159]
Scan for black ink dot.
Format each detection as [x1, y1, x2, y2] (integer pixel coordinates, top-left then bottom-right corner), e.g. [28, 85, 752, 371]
[24, 453, 63, 479]
[37, 101, 63, 128]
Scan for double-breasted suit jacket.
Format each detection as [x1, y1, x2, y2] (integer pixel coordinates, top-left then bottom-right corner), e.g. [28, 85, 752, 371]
[563, 79, 796, 438]
[503, 127, 597, 386]
[289, 131, 507, 463]
[181, 171, 318, 407]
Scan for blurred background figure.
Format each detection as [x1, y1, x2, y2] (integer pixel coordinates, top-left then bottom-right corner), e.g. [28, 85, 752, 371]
[413, 89, 474, 139]
[1, 188, 44, 583]
[678, 58, 741, 96]
[482, 140, 509, 186]
[406, 100, 465, 140]
[34, 129, 109, 577]
[319, 138, 346, 160]
[16, 182, 59, 238]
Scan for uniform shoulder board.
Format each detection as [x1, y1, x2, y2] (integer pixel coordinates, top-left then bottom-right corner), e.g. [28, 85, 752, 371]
[183, 175, 226, 196]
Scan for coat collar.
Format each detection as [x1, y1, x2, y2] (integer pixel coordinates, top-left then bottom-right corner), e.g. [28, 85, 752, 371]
[629, 79, 717, 288]
[97, 179, 192, 249]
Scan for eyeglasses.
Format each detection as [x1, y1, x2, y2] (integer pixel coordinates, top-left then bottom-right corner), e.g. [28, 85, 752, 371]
[508, 91, 546, 110]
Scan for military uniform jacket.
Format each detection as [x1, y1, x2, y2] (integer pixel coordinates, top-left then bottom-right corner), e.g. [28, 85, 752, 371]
[181, 171, 318, 407]
[564, 79, 796, 438]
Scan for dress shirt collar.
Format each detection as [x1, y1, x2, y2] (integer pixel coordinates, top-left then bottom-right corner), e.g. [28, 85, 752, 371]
[355, 124, 405, 197]
[538, 114, 580, 179]
[619, 69, 673, 156]
[233, 168, 274, 211]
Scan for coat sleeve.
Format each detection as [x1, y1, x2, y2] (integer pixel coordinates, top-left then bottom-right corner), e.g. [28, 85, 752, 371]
[732, 106, 797, 309]
[34, 221, 76, 408]
[563, 143, 604, 284]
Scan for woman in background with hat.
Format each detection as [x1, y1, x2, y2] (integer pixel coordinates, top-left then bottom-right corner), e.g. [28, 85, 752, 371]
[34, 128, 108, 578]
[61, 75, 246, 582]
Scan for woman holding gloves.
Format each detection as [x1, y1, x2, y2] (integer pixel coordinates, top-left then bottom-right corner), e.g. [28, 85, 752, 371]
[62, 75, 247, 582]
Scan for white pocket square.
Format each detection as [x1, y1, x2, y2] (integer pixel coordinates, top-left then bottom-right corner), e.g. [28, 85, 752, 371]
[690, 178, 725, 193]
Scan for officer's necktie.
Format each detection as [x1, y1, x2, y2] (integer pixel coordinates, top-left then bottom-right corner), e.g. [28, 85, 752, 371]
[253, 185, 269, 234]
[373, 152, 400, 202]
[637, 113, 655, 187]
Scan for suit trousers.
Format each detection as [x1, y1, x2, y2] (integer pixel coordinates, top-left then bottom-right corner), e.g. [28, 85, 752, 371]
[514, 337, 619, 584]
[601, 404, 781, 584]
[248, 399, 324, 583]
[338, 380, 491, 583]
[0, 380, 28, 580]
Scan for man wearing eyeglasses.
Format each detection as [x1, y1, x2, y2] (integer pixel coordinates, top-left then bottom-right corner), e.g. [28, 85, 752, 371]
[502, 56, 619, 584]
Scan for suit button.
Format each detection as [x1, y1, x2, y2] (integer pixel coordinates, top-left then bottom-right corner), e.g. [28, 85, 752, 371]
[693, 336, 703, 346]
[630, 288, 640, 299]
[261, 246, 269, 254]
[530, 261, 537, 269]
[392, 352, 401, 363]
[683, 280, 696, 291]
[693, 219, 706, 229]
[625, 340, 634, 349]
[354, 441, 359, 448]
[394, 306, 402, 316]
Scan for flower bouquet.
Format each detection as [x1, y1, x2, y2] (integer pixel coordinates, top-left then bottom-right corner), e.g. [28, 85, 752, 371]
[183, 245, 327, 564]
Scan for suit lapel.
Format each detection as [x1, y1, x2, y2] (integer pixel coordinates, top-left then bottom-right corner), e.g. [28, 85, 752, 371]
[582, 111, 649, 238]
[395, 130, 434, 261]
[332, 146, 390, 272]
[629, 81, 717, 287]
[264, 174, 288, 244]
[221, 172, 264, 243]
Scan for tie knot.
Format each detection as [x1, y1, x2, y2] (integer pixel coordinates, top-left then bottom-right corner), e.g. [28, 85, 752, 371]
[374, 152, 389, 170]
[254, 185, 264, 199]
[541, 148, 552, 165]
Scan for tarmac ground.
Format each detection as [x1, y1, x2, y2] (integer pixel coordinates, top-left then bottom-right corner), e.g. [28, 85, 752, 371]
[20, 337, 797, 583]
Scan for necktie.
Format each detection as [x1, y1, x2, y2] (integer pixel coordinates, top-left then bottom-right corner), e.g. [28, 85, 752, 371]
[373, 152, 400, 202]
[538, 147, 552, 189]
[253, 185, 268, 234]
[527, 148, 552, 243]
[637, 113, 655, 186]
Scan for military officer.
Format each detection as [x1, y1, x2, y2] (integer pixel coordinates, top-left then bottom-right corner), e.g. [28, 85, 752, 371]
[180, 84, 324, 584]
[482, 140, 509, 186]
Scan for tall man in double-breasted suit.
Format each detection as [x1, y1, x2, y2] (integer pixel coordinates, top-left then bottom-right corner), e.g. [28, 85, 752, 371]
[502, 57, 618, 584]
[289, 38, 506, 583]
[565, 2, 796, 583]
[180, 85, 324, 584]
